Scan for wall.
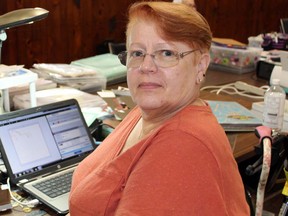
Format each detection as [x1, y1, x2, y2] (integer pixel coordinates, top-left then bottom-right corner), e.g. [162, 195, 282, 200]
[198, 0, 288, 43]
[0, 0, 287, 68]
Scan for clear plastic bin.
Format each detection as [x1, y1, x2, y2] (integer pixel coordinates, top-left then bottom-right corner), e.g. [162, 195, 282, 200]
[209, 45, 261, 73]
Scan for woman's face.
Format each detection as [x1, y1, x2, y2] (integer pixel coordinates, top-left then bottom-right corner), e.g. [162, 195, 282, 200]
[126, 20, 204, 116]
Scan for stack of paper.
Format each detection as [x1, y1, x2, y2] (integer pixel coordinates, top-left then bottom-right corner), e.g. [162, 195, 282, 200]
[8, 78, 57, 109]
[13, 87, 107, 110]
[32, 63, 107, 92]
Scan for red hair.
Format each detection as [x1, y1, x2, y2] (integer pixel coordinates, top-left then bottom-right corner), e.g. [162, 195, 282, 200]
[126, 2, 212, 51]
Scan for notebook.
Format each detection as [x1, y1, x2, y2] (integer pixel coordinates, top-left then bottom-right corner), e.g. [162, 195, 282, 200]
[0, 99, 96, 214]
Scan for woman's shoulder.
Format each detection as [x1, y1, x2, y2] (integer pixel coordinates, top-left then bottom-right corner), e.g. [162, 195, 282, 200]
[166, 104, 218, 132]
[153, 105, 231, 158]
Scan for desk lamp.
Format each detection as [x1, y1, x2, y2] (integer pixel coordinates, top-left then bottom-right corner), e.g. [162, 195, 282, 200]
[0, 7, 49, 64]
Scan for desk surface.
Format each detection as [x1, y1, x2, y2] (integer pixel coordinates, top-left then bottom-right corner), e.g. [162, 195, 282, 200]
[1, 69, 269, 215]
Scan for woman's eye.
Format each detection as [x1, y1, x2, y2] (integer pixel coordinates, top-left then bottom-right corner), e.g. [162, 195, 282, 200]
[160, 50, 176, 57]
[130, 51, 144, 58]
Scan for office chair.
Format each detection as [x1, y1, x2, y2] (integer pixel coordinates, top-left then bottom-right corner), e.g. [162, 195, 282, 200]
[108, 42, 126, 55]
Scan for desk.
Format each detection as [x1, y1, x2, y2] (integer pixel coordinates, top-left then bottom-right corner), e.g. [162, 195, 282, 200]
[1, 69, 268, 215]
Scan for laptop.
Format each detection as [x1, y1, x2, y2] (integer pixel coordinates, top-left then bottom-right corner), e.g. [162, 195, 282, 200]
[0, 99, 96, 214]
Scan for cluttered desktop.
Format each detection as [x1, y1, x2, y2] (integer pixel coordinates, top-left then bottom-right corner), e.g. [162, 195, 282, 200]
[0, 36, 287, 215]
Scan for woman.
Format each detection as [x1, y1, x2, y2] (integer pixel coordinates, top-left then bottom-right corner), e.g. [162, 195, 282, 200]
[69, 2, 250, 215]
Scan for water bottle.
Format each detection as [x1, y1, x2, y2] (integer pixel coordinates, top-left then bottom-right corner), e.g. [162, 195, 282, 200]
[263, 78, 286, 133]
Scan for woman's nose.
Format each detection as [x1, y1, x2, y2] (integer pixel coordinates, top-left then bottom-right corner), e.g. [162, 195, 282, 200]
[139, 54, 157, 72]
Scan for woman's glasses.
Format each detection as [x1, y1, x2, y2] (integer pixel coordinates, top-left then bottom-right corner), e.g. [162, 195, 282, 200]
[118, 49, 200, 68]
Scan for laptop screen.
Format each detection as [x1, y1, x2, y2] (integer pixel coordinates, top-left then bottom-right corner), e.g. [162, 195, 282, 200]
[0, 99, 95, 184]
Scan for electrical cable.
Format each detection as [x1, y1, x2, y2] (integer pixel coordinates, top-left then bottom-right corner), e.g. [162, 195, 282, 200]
[211, 86, 264, 99]
[200, 84, 230, 91]
[201, 81, 268, 99]
[215, 84, 236, 95]
[6, 177, 39, 207]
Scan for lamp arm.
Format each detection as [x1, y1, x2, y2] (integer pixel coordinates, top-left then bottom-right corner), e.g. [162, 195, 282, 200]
[0, 30, 7, 64]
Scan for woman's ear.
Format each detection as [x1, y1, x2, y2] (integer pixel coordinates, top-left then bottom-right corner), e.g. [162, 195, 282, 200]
[196, 53, 210, 84]
[198, 53, 210, 73]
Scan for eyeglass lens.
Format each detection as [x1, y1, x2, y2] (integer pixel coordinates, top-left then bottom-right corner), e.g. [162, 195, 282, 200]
[118, 50, 199, 68]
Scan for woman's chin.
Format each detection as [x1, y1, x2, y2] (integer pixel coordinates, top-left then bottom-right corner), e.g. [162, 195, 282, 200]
[137, 101, 162, 111]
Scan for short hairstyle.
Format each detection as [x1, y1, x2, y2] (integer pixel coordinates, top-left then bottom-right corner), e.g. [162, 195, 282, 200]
[126, 2, 212, 52]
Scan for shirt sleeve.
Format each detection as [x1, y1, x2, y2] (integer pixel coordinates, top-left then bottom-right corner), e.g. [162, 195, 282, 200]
[115, 130, 230, 216]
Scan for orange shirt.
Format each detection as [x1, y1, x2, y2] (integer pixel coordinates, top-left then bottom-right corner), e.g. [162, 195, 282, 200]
[69, 105, 250, 215]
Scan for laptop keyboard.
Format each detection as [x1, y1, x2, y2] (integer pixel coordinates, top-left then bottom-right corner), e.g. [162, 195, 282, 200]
[33, 170, 74, 198]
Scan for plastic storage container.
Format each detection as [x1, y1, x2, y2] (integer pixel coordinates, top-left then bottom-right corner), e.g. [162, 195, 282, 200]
[71, 53, 127, 85]
[209, 45, 261, 73]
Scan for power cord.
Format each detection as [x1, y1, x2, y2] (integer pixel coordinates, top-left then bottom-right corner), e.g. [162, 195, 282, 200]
[6, 177, 39, 207]
[201, 81, 269, 99]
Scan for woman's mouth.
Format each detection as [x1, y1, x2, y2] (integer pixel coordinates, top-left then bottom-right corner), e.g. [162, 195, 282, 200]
[138, 82, 162, 89]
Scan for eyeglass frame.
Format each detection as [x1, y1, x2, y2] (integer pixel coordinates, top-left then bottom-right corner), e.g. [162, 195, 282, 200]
[117, 49, 202, 68]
